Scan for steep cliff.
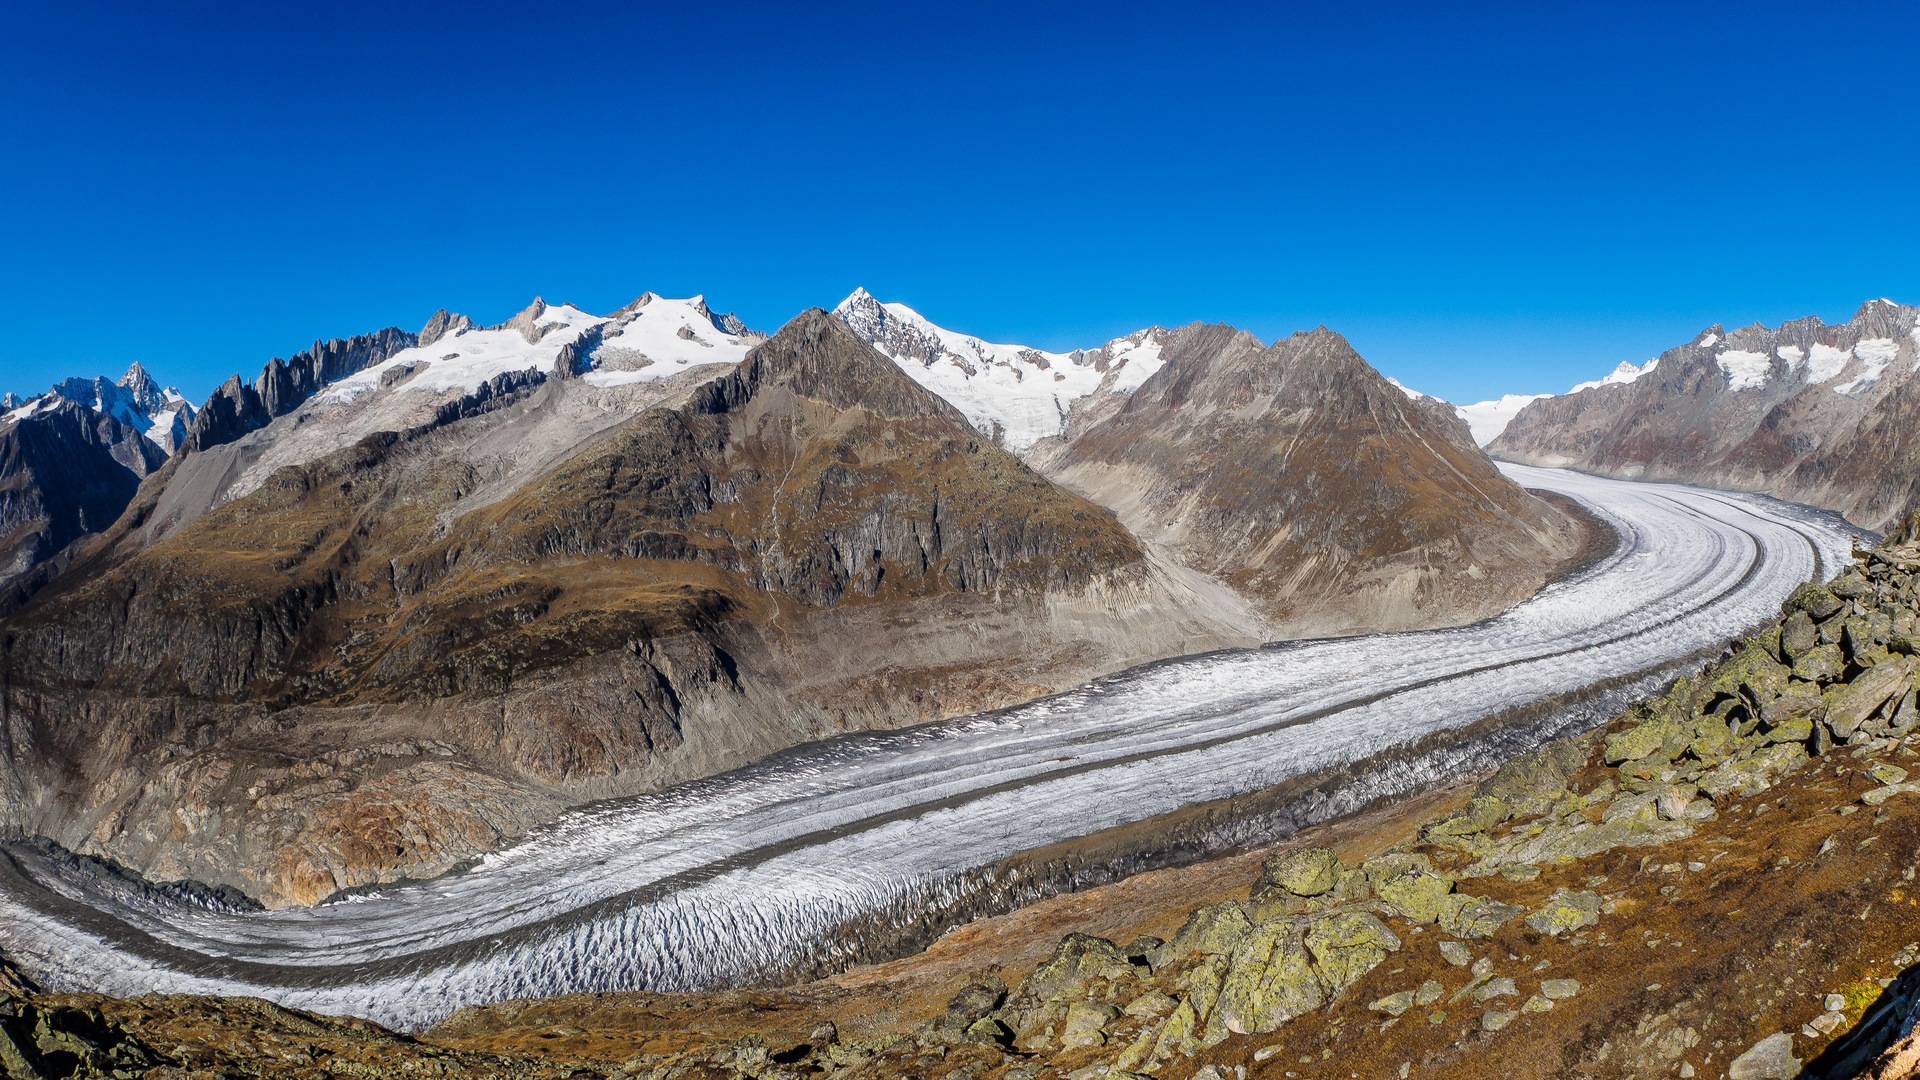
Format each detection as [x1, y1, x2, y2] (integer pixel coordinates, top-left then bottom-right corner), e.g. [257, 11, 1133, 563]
[1492, 298, 1920, 529]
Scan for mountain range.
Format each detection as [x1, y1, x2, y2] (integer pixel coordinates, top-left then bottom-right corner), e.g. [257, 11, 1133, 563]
[1488, 298, 1920, 529]
[0, 289, 1589, 907]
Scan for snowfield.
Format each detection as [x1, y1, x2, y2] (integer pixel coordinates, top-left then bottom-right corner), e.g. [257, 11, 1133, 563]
[0, 467, 1862, 1030]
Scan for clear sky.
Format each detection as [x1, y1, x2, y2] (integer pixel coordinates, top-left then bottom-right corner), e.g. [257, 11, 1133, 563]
[4, 1, 1916, 406]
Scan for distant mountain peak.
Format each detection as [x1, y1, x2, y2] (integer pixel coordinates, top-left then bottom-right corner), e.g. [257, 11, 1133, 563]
[831, 289, 1172, 453]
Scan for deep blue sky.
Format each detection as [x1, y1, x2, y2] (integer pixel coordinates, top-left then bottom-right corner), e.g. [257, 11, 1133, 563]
[4, 1, 1916, 406]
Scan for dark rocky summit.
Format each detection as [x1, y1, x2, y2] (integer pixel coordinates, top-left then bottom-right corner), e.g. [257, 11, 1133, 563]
[1493, 298, 1920, 530]
[184, 326, 415, 451]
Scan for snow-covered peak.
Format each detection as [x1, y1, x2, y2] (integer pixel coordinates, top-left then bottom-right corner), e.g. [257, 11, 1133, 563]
[1456, 394, 1552, 446]
[1570, 358, 1659, 394]
[317, 294, 762, 405]
[832, 288, 1167, 453]
[1385, 377, 1437, 402]
[7, 361, 199, 454]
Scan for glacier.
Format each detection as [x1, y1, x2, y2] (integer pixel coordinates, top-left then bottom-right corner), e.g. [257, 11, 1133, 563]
[0, 466, 1863, 1030]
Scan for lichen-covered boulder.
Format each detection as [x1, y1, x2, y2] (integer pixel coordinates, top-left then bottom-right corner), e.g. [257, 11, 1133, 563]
[1304, 912, 1401, 996]
[1712, 643, 1791, 704]
[1211, 920, 1326, 1034]
[1023, 934, 1136, 1003]
[1428, 796, 1512, 837]
[1762, 717, 1813, 744]
[1364, 853, 1455, 923]
[1471, 736, 1589, 815]
[1253, 847, 1341, 899]
[1783, 581, 1844, 620]
[1826, 658, 1914, 737]
[1060, 1002, 1119, 1048]
[1524, 889, 1602, 936]
[1781, 611, 1818, 659]
[1150, 903, 1252, 969]
[1793, 643, 1847, 684]
[1604, 717, 1684, 764]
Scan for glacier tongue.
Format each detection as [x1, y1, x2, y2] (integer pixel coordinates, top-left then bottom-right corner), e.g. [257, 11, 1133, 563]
[0, 466, 1862, 1032]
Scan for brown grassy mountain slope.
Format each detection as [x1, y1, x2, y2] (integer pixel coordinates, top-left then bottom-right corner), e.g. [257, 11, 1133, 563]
[0, 311, 1260, 907]
[1028, 322, 1591, 635]
[1491, 299, 1920, 530]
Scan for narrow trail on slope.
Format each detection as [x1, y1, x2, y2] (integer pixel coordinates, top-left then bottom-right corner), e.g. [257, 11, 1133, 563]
[0, 467, 1864, 1030]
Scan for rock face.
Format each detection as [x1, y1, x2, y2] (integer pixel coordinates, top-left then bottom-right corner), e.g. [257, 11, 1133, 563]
[0, 398, 167, 607]
[0, 309, 1260, 907]
[1492, 298, 1920, 529]
[184, 326, 416, 452]
[1028, 322, 1592, 634]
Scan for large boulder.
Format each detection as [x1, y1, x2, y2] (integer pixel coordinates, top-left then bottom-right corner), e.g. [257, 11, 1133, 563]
[1150, 904, 1252, 969]
[1022, 934, 1137, 1003]
[1363, 853, 1455, 923]
[1252, 847, 1341, 899]
[1211, 920, 1327, 1034]
[1303, 912, 1401, 996]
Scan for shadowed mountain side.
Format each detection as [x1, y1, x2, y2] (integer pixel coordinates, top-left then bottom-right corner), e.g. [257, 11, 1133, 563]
[0, 311, 1263, 907]
[0, 399, 168, 609]
[1028, 323, 1591, 636]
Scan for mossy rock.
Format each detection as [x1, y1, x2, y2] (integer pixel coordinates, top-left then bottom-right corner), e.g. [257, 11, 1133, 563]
[1784, 582, 1845, 620]
[1781, 611, 1818, 659]
[1364, 853, 1455, 923]
[1523, 889, 1602, 936]
[1024, 934, 1136, 1003]
[1437, 894, 1525, 939]
[1605, 719, 1680, 764]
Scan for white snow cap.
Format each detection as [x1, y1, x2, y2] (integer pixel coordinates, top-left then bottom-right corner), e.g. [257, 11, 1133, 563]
[1569, 357, 1658, 394]
[1455, 394, 1552, 446]
[832, 288, 1168, 453]
[6, 362, 198, 455]
[1384, 376, 1433, 401]
[317, 294, 759, 405]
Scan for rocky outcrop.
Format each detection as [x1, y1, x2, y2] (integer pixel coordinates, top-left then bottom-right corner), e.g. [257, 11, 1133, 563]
[1030, 322, 1593, 635]
[1492, 298, 1920, 530]
[0, 310, 1260, 907]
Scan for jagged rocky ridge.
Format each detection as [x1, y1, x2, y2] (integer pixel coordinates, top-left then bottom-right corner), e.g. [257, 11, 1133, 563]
[1493, 298, 1920, 530]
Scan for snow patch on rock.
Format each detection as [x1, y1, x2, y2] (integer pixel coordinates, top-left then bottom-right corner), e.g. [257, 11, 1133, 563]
[1716, 350, 1772, 392]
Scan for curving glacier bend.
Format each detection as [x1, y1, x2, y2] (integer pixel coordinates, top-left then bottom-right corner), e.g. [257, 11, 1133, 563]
[0, 466, 1864, 1030]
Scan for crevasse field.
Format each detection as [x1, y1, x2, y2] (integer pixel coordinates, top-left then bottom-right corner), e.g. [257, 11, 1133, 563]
[0, 466, 1863, 1030]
